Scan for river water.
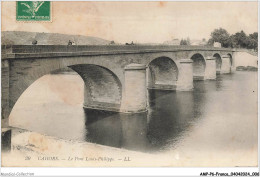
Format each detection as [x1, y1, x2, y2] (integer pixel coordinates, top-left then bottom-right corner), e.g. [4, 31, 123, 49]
[9, 71, 258, 154]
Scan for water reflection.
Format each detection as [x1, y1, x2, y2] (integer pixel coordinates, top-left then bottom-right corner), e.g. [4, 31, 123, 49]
[83, 86, 207, 152]
[147, 90, 195, 151]
[84, 109, 150, 152]
[120, 112, 149, 152]
[84, 109, 123, 148]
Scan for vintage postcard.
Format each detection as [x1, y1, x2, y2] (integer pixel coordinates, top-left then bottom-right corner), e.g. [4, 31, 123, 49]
[1, 0, 258, 173]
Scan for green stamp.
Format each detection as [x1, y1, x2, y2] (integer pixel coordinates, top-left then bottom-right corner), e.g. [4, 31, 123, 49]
[16, 1, 51, 21]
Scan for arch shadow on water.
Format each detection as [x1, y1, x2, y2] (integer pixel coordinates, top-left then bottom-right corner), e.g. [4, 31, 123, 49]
[83, 108, 150, 152]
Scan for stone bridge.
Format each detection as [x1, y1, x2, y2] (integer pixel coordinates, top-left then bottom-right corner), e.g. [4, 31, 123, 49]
[1, 45, 235, 120]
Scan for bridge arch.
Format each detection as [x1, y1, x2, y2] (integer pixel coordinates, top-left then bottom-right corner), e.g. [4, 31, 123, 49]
[147, 56, 179, 90]
[190, 53, 206, 80]
[8, 62, 123, 121]
[213, 53, 222, 74]
[69, 64, 122, 110]
[227, 53, 233, 66]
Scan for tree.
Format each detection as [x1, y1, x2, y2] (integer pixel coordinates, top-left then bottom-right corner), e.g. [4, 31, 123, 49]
[249, 32, 258, 41]
[180, 39, 183, 45]
[248, 32, 258, 51]
[186, 37, 191, 45]
[110, 40, 115, 45]
[208, 28, 231, 48]
[180, 39, 187, 45]
[180, 38, 190, 45]
[231, 31, 249, 48]
[207, 38, 214, 46]
[207, 28, 257, 49]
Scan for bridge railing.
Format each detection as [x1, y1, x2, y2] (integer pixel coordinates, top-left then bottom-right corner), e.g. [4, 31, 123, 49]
[2, 45, 234, 54]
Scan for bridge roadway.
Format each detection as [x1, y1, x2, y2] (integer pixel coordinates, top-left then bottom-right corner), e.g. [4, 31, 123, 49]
[1, 45, 235, 120]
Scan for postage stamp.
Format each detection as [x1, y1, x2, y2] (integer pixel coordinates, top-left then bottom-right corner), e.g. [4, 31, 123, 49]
[16, 1, 51, 21]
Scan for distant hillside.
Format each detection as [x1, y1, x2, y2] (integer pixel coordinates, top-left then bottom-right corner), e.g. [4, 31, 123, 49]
[1, 31, 112, 45]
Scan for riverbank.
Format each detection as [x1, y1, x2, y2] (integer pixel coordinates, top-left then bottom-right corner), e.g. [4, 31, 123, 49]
[234, 51, 258, 68]
[236, 66, 257, 71]
[2, 128, 171, 167]
[2, 118, 257, 167]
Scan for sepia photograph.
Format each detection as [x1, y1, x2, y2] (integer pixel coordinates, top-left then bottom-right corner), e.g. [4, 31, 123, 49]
[0, 0, 259, 175]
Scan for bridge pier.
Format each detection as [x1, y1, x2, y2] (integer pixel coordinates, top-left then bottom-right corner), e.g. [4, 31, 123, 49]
[230, 55, 236, 73]
[176, 59, 193, 91]
[221, 55, 231, 74]
[120, 63, 147, 113]
[204, 57, 216, 80]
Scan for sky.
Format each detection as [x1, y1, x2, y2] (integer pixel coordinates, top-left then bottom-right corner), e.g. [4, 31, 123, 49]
[1, 1, 258, 43]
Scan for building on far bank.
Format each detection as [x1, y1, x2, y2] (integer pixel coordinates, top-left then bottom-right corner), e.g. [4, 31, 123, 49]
[213, 42, 221, 48]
